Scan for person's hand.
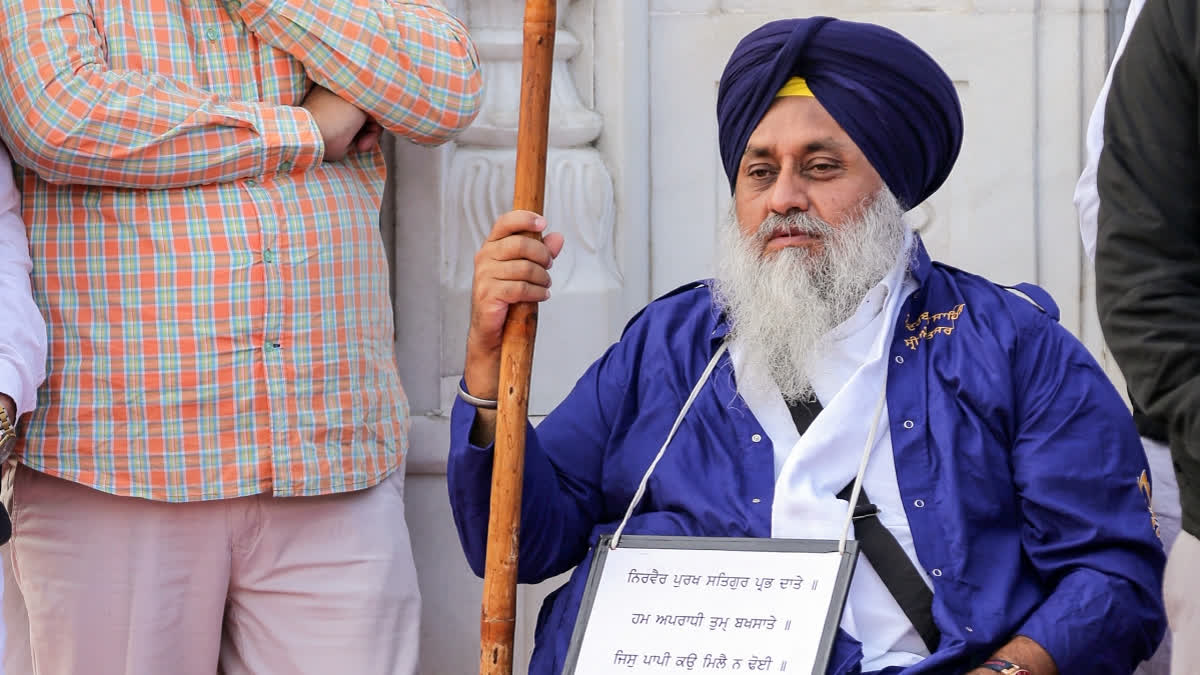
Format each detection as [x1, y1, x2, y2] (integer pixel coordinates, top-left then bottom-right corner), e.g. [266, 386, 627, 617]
[353, 120, 384, 154]
[463, 211, 564, 401]
[0, 394, 14, 426]
[301, 85, 368, 162]
[0, 393, 17, 464]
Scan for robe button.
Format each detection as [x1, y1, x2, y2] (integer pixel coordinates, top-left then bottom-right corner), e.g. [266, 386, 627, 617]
[903, 420, 915, 429]
[752, 498, 761, 504]
[751, 434, 762, 443]
[895, 355, 904, 364]
[931, 568, 943, 577]
[914, 499, 925, 508]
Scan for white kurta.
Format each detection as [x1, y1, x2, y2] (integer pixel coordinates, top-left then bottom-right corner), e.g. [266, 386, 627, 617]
[730, 239, 932, 670]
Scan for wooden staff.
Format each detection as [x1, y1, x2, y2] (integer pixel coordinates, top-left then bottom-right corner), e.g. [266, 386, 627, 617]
[479, 1, 556, 674]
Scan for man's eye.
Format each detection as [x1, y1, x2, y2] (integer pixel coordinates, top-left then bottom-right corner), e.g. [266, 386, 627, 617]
[747, 167, 775, 180]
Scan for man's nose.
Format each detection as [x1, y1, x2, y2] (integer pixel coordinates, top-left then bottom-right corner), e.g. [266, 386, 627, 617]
[767, 170, 810, 215]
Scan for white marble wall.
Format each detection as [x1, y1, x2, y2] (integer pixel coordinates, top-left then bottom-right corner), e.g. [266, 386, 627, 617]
[383, 2, 1116, 672]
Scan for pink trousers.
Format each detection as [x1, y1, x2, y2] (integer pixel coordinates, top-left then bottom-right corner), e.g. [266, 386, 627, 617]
[2, 464, 420, 675]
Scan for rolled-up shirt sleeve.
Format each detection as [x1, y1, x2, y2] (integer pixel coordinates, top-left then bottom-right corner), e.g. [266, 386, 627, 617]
[0, 0, 325, 189]
[228, 0, 482, 145]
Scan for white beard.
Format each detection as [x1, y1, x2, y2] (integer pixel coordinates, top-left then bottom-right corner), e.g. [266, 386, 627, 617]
[713, 188, 912, 403]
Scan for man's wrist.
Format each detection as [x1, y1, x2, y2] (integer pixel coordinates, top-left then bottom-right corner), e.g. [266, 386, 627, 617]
[457, 382, 497, 409]
[463, 339, 502, 401]
[978, 659, 1031, 675]
[976, 635, 1056, 675]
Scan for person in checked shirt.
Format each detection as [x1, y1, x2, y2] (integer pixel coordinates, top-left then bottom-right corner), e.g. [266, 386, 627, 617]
[0, 1, 481, 673]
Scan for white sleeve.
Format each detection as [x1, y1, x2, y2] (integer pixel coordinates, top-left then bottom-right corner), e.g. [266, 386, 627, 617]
[1074, 0, 1148, 261]
[0, 144, 46, 417]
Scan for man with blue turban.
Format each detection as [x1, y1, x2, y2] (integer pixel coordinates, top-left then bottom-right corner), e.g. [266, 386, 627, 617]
[448, 17, 1166, 674]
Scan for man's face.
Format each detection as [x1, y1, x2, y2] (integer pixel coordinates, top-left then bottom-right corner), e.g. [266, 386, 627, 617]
[733, 96, 886, 256]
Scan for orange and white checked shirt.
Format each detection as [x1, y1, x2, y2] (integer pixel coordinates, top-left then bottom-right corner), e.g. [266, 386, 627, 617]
[0, 0, 481, 501]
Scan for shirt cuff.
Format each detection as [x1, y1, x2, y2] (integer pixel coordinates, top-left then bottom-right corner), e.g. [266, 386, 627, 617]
[257, 104, 325, 175]
[1014, 568, 1154, 675]
[450, 383, 495, 454]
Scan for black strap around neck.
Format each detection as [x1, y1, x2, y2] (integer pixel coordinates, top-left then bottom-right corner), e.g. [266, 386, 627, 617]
[783, 397, 941, 654]
[786, 394, 823, 437]
[834, 482, 940, 653]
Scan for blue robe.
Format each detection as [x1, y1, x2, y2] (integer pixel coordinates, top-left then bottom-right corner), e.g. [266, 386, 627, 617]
[448, 239, 1166, 674]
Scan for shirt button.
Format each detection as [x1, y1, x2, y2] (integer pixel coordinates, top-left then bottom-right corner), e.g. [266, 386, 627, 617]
[913, 499, 925, 508]
[245, 179, 257, 187]
[894, 355, 904, 364]
[751, 434, 762, 443]
[264, 248, 275, 263]
[931, 568, 943, 577]
[279, 160, 293, 172]
[265, 342, 280, 352]
[903, 420, 915, 429]
[205, 27, 219, 41]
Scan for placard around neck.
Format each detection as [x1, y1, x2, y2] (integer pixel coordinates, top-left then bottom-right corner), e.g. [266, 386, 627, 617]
[564, 535, 859, 675]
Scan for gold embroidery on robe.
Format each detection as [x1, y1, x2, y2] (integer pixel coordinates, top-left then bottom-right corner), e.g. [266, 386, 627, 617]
[1139, 469, 1162, 541]
[903, 304, 966, 350]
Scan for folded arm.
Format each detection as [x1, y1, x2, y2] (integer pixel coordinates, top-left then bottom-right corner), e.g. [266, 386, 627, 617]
[227, 0, 482, 144]
[0, 0, 324, 188]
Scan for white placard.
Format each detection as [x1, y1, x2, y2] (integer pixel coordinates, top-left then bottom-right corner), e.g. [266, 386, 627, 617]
[565, 536, 857, 675]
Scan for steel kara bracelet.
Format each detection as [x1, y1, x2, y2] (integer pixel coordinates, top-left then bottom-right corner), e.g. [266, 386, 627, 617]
[457, 382, 499, 410]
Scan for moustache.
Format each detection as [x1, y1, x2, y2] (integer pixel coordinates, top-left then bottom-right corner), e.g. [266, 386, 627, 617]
[754, 211, 836, 243]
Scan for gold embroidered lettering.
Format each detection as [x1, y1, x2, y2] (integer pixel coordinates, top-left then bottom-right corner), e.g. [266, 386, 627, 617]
[902, 304, 966, 351]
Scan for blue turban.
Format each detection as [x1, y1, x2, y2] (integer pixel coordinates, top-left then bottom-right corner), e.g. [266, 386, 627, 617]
[716, 17, 963, 209]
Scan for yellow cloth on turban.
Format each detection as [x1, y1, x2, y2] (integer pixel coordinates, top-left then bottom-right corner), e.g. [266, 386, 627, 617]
[775, 76, 815, 98]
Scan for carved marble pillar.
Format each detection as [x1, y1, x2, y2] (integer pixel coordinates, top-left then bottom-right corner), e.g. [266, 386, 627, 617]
[442, 0, 622, 414]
